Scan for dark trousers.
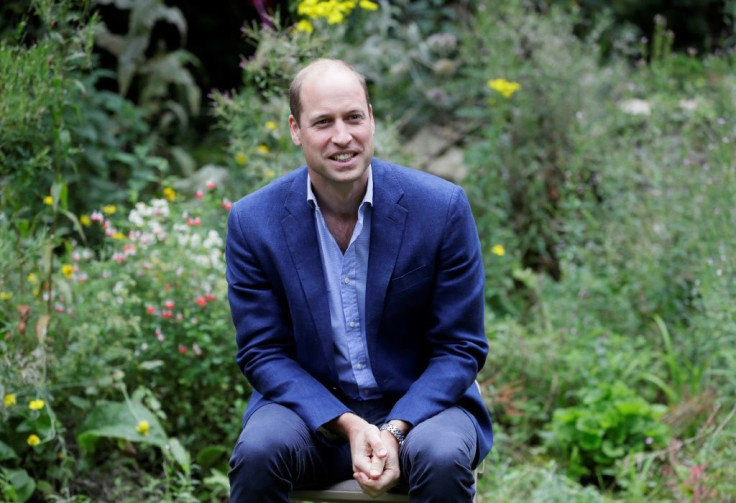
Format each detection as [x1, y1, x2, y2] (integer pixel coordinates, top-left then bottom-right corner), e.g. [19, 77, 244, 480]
[228, 400, 478, 502]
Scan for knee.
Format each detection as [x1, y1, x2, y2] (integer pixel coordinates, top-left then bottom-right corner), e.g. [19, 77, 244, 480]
[229, 405, 310, 476]
[405, 436, 473, 474]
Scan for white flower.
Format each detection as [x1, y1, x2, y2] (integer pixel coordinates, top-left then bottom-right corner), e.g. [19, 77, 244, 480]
[678, 99, 698, 111]
[618, 99, 651, 116]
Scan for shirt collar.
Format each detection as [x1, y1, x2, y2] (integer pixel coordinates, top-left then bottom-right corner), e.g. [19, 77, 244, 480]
[307, 165, 373, 209]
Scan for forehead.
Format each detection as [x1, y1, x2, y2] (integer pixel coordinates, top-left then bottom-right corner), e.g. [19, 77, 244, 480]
[299, 66, 369, 117]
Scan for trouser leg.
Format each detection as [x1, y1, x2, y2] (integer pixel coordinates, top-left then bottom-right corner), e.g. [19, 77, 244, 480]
[400, 407, 478, 503]
[228, 403, 352, 503]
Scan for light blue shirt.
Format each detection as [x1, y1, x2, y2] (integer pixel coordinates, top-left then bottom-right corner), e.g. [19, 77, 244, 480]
[307, 168, 382, 400]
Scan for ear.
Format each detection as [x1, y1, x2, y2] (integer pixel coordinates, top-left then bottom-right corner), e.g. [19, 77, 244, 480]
[369, 104, 375, 135]
[289, 115, 302, 146]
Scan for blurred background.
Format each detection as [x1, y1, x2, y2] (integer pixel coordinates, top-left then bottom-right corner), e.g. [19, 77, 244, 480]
[1, 0, 735, 501]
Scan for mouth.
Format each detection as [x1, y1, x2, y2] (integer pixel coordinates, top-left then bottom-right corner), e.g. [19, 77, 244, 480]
[329, 152, 357, 162]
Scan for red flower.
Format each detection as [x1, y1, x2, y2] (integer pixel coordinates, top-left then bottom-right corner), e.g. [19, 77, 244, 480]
[206, 180, 216, 190]
[146, 305, 156, 315]
[164, 299, 175, 309]
[161, 310, 174, 319]
[195, 190, 204, 200]
[204, 292, 216, 301]
[178, 345, 188, 354]
[195, 296, 207, 307]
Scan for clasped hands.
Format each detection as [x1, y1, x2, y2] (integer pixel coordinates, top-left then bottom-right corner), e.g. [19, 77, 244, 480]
[332, 413, 408, 498]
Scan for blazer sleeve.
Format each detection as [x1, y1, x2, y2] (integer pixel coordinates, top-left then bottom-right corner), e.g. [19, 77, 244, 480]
[226, 201, 350, 432]
[387, 186, 488, 425]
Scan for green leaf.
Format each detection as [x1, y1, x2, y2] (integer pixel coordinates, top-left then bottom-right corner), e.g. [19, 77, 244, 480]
[77, 400, 167, 451]
[601, 439, 625, 459]
[0, 468, 35, 503]
[167, 438, 190, 471]
[196, 445, 229, 470]
[0, 440, 18, 462]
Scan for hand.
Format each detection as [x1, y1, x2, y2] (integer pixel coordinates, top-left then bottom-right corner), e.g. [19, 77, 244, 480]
[327, 413, 388, 480]
[354, 429, 401, 497]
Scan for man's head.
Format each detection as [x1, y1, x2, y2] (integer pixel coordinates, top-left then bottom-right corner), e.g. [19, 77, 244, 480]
[289, 59, 371, 127]
[288, 59, 375, 193]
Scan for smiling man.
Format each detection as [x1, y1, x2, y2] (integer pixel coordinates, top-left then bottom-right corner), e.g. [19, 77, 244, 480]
[226, 59, 493, 502]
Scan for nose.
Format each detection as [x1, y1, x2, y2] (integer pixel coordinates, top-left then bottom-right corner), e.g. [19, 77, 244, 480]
[331, 121, 351, 146]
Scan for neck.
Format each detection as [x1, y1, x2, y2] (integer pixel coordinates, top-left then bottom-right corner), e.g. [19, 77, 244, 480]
[310, 174, 368, 220]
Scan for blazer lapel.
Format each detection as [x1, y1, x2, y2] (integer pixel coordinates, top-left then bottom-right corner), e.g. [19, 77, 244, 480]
[366, 162, 407, 357]
[281, 170, 336, 376]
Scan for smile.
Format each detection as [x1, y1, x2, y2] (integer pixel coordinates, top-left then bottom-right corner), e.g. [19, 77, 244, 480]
[331, 153, 356, 162]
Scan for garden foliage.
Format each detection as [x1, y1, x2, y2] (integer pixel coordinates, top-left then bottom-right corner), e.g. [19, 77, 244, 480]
[1, 0, 735, 501]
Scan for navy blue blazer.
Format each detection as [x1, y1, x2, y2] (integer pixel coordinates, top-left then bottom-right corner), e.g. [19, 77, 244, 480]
[226, 158, 493, 462]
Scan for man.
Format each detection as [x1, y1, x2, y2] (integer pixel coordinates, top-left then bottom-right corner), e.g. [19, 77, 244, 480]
[226, 58, 492, 502]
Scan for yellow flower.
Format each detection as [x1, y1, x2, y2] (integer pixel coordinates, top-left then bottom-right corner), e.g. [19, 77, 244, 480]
[265, 169, 276, 180]
[112, 232, 125, 240]
[43, 196, 53, 205]
[235, 152, 247, 165]
[28, 273, 38, 284]
[136, 420, 150, 436]
[29, 399, 45, 411]
[487, 78, 522, 99]
[257, 145, 270, 155]
[80, 215, 91, 227]
[0, 292, 11, 301]
[103, 205, 117, 215]
[296, 19, 314, 33]
[491, 244, 506, 257]
[265, 121, 277, 131]
[163, 188, 176, 202]
[3, 394, 16, 407]
[327, 10, 345, 24]
[27, 434, 41, 447]
[359, 0, 379, 10]
[61, 264, 73, 279]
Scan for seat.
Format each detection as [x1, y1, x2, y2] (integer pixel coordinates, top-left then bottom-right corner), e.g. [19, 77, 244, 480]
[291, 462, 483, 502]
[291, 479, 409, 502]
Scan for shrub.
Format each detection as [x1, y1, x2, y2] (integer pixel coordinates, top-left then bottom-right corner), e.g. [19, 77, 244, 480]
[545, 380, 670, 485]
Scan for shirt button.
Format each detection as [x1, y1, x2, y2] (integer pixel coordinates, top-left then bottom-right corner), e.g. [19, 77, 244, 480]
[349, 321, 356, 328]
[343, 277, 350, 284]
[355, 363, 364, 370]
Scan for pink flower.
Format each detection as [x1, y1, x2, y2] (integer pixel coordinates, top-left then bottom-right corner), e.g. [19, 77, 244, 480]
[186, 217, 202, 226]
[195, 296, 207, 307]
[193, 344, 203, 356]
[204, 292, 216, 301]
[221, 198, 232, 211]
[178, 345, 188, 354]
[90, 211, 104, 222]
[206, 180, 216, 190]
[155, 327, 165, 342]
[161, 310, 174, 319]
[146, 305, 156, 315]
[164, 300, 175, 309]
[195, 190, 204, 200]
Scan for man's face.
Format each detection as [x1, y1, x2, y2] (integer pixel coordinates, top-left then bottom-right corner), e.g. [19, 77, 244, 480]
[289, 67, 375, 191]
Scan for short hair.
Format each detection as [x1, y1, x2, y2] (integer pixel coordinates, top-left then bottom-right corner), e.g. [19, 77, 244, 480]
[289, 58, 371, 126]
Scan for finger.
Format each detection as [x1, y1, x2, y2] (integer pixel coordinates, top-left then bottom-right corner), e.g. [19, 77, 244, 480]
[369, 450, 386, 479]
[366, 429, 388, 459]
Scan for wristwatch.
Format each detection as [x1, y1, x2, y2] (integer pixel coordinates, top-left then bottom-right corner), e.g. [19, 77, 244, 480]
[379, 422, 406, 446]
